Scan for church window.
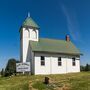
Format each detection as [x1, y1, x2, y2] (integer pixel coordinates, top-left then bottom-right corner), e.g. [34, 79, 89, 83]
[41, 56, 45, 66]
[32, 30, 37, 39]
[58, 57, 62, 66]
[72, 58, 76, 66]
[24, 29, 29, 38]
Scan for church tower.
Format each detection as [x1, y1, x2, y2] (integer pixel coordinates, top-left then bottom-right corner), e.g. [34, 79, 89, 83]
[20, 13, 39, 62]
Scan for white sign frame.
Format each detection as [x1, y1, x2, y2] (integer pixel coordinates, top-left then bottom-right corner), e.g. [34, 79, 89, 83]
[16, 62, 30, 72]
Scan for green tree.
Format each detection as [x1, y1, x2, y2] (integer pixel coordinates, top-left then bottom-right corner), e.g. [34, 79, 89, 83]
[80, 65, 85, 71]
[1, 68, 5, 77]
[5, 58, 17, 76]
[85, 64, 89, 71]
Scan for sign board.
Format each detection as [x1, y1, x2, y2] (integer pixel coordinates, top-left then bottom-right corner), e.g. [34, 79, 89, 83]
[16, 62, 30, 72]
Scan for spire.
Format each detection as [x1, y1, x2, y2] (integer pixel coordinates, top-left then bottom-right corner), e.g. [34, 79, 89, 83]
[28, 12, 30, 17]
[22, 13, 40, 28]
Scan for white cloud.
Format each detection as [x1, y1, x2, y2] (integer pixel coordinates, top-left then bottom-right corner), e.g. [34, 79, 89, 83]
[61, 4, 81, 41]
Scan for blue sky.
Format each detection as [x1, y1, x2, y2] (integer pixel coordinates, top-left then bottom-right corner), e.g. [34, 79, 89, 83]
[0, 0, 90, 70]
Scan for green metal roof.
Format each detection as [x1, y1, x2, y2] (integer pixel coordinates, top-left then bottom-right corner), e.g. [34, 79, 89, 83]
[30, 38, 81, 55]
[22, 17, 39, 28]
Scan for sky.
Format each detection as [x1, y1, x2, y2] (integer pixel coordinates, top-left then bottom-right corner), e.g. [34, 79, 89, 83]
[0, 0, 90, 70]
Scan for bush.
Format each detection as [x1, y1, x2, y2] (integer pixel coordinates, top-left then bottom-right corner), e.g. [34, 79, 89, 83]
[5, 58, 17, 77]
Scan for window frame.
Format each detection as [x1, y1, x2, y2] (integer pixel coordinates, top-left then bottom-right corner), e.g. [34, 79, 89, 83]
[58, 57, 62, 66]
[41, 56, 45, 66]
[72, 57, 76, 66]
[32, 29, 37, 39]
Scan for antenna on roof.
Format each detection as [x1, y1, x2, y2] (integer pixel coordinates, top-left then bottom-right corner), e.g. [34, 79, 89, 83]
[28, 12, 30, 17]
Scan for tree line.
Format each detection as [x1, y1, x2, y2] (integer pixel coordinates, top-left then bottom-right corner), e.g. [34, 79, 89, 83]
[80, 64, 90, 71]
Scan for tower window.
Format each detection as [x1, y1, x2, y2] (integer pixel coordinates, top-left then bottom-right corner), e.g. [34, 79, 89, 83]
[41, 56, 45, 66]
[32, 30, 37, 39]
[24, 29, 29, 38]
[72, 58, 76, 66]
[58, 57, 62, 66]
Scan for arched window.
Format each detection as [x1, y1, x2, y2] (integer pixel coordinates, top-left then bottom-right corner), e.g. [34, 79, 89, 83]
[32, 30, 37, 39]
[24, 29, 29, 38]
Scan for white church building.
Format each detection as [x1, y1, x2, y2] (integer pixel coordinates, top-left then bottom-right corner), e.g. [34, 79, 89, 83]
[20, 15, 81, 75]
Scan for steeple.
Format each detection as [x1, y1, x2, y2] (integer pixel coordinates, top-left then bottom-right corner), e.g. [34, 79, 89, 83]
[20, 13, 39, 42]
[22, 13, 40, 28]
[20, 14, 39, 63]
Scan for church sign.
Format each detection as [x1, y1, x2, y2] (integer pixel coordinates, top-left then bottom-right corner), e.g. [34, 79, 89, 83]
[16, 62, 30, 72]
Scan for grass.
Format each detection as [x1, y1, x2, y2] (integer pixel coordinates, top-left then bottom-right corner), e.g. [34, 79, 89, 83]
[0, 72, 90, 90]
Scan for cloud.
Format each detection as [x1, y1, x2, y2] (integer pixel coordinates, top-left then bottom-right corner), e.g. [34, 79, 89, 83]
[61, 4, 81, 41]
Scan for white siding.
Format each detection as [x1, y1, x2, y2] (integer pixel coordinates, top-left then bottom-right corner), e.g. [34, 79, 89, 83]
[22, 28, 29, 63]
[20, 27, 39, 63]
[34, 52, 80, 75]
[51, 57, 67, 74]
[66, 58, 80, 73]
[34, 56, 51, 74]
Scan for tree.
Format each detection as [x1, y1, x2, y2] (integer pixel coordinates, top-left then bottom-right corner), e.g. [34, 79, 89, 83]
[80, 65, 85, 71]
[5, 58, 17, 76]
[85, 64, 90, 71]
[1, 68, 5, 77]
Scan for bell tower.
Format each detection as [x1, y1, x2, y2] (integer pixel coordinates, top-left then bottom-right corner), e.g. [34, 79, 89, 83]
[20, 13, 39, 62]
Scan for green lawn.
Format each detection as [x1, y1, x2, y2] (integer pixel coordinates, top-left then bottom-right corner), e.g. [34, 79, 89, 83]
[0, 72, 90, 90]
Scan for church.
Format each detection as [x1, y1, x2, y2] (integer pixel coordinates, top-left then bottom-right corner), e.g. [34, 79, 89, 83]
[20, 14, 81, 75]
